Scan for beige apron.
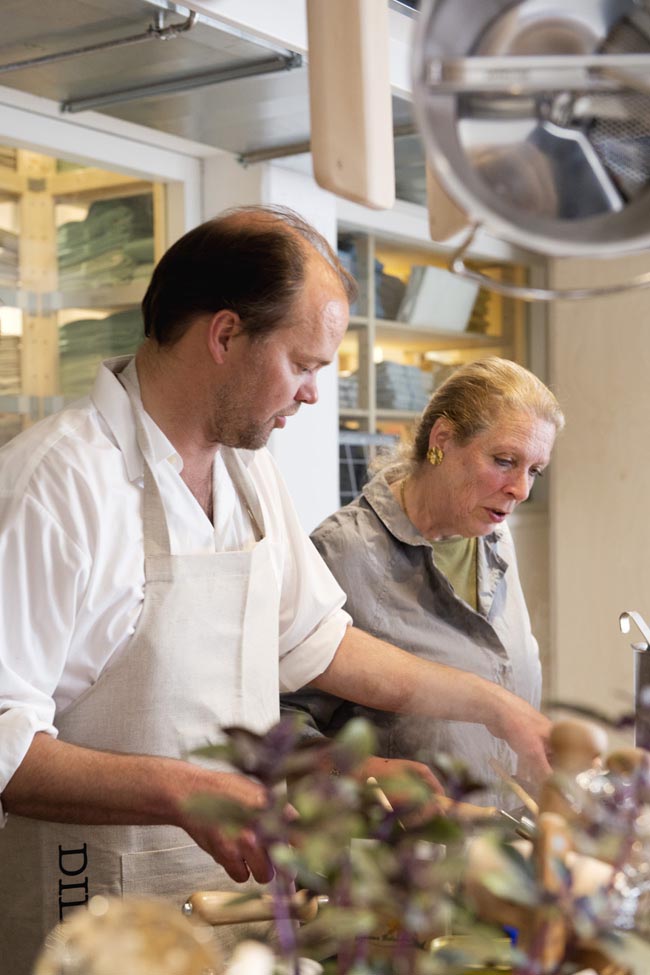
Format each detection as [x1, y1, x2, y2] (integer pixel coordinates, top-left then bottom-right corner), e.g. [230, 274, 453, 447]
[0, 403, 281, 975]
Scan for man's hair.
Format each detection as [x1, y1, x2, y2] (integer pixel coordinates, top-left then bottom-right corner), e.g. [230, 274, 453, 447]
[142, 204, 358, 345]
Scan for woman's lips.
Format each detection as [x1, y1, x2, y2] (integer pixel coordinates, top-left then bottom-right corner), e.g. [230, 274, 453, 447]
[486, 508, 508, 523]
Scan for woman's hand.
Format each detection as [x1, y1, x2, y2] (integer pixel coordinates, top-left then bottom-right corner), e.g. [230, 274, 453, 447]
[358, 755, 445, 797]
[357, 755, 447, 824]
[485, 685, 552, 791]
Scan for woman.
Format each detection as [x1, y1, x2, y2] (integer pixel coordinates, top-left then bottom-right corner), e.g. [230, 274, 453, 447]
[282, 357, 564, 807]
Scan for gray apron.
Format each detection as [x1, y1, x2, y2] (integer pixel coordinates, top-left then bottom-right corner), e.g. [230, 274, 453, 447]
[0, 401, 281, 975]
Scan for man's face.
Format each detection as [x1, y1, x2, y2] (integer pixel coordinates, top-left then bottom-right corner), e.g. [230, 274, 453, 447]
[209, 260, 349, 450]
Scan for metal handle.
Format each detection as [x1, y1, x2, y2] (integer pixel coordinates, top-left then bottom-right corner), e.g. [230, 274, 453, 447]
[425, 53, 650, 95]
[619, 610, 650, 649]
[449, 226, 650, 302]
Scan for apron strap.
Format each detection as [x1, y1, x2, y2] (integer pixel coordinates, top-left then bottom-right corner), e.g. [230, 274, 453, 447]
[221, 448, 266, 543]
[124, 381, 173, 558]
[142, 459, 172, 557]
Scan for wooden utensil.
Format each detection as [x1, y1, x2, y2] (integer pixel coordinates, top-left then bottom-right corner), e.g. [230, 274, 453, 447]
[184, 888, 320, 926]
[306, 0, 395, 209]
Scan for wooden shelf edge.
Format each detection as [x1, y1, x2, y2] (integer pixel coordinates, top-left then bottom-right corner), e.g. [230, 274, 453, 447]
[340, 408, 423, 421]
[348, 315, 507, 345]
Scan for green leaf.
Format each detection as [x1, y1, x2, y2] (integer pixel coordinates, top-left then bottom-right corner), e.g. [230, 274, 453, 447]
[331, 718, 377, 770]
[183, 793, 257, 828]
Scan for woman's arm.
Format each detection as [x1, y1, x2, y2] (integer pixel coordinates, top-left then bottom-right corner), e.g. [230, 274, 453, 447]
[311, 625, 551, 785]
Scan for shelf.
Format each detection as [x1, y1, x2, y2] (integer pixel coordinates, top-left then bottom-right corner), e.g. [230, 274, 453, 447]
[0, 286, 27, 311]
[48, 281, 149, 312]
[340, 408, 423, 421]
[336, 228, 528, 505]
[349, 315, 506, 349]
[0, 148, 163, 421]
[339, 408, 369, 419]
[376, 408, 423, 420]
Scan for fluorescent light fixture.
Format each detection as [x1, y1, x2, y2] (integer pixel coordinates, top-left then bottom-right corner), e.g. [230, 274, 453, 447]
[62, 53, 302, 113]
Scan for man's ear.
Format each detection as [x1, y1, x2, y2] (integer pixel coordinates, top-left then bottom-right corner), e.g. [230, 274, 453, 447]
[207, 310, 242, 364]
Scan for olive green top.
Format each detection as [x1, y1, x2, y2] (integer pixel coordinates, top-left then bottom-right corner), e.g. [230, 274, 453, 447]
[431, 535, 478, 610]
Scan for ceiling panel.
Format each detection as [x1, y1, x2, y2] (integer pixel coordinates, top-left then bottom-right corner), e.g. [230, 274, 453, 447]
[0, 1, 283, 105]
[101, 69, 312, 153]
[0, 0, 426, 203]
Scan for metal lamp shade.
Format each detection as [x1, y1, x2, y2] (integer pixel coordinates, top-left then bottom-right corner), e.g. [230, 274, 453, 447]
[412, 0, 650, 259]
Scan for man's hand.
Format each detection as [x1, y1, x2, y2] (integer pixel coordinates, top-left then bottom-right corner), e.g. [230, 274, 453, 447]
[176, 771, 275, 884]
[3, 734, 278, 885]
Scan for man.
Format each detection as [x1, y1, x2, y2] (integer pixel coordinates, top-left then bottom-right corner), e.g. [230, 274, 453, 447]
[0, 206, 549, 972]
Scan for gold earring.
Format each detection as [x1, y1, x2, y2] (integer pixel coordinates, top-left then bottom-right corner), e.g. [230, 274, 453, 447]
[427, 446, 444, 466]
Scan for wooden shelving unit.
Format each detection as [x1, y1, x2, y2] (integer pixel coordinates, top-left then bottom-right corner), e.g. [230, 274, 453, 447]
[338, 230, 528, 439]
[0, 148, 163, 432]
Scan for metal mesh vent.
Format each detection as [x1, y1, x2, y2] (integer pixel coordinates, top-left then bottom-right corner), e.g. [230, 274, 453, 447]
[586, 17, 650, 202]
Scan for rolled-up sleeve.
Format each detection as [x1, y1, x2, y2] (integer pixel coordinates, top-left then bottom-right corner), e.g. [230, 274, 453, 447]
[278, 515, 351, 691]
[250, 454, 352, 692]
[0, 495, 87, 820]
[279, 604, 351, 693]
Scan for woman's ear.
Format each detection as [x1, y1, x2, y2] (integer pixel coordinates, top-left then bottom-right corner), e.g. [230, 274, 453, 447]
[428, 415, 454, 452]
[207, 310, 242, 364]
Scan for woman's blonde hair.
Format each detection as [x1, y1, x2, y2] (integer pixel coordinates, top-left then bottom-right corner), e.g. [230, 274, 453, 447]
[374, 357, 564, 476]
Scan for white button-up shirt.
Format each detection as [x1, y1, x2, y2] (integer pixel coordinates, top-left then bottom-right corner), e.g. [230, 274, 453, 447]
[0, 356, 350, 811]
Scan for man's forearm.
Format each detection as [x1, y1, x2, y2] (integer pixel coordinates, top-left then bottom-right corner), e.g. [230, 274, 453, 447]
[2, 731, 259, 826]
[311, 627, 501, 728]
[2, 732, 274, 883]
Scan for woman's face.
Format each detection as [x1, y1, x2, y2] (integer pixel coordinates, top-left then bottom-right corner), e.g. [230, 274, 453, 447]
[429, 410, 557, 537]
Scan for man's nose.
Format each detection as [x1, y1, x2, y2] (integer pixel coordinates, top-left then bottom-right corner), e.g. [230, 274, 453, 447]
[297, 374, 318, 405]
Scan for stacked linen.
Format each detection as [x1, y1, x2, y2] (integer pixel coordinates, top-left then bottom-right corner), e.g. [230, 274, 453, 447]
[375, 361, 432, 411]
[0, 334, 23, 446]
[0, 335, 20, 392]
[57, 195, 154, 291]
[59, 307, 143, 397]
[338, 237, 401, 319]
[338, 374, 359, 409]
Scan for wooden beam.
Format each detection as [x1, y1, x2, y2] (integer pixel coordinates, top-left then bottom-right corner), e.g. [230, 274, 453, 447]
[49, 168, 151, 201]
[0, 168, 24, 196]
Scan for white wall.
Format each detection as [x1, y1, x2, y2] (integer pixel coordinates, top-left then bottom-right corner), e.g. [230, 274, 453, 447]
[509, 505, 551, 693]
[548, 253, 650, 719]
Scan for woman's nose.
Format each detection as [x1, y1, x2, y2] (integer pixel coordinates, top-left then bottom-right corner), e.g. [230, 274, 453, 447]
[506, 469, 531, 503]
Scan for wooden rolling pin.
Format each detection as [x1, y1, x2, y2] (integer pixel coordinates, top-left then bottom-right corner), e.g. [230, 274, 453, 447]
[184, 888, 320, 926]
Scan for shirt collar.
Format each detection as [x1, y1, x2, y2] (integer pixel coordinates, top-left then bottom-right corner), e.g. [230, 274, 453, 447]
[90, 355, 257, 479]
[361, 468, 506, 555]
[90, 355, 182, 482]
